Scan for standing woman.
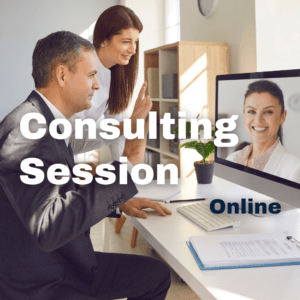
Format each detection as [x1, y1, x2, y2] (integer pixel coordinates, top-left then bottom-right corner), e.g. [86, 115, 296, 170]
[71, 5, 151, 159]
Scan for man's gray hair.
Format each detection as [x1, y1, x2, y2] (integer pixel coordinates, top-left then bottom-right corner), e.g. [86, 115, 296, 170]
[32, 31, 95, 88]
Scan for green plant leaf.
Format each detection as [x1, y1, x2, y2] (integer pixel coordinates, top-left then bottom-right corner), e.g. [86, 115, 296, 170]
[179, 140, 199, 149]
[186, 122, 191, 139]
[193, 141, 215, 162]
[175, 114, 215, 163]
[195, 143, 205, 156]
[172, 121, 192, 139]
[205, 141, 215, 157]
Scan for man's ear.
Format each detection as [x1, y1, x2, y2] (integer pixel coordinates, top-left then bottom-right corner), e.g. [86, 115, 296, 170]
[55, 64, 69, 87]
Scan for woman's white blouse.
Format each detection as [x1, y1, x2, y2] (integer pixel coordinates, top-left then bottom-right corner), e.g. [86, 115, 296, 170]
[69, 57, 125, 160]
[226, 143, 300, 184]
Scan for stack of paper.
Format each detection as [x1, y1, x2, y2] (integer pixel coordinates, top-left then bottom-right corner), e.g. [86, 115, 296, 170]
[188, 233, 300, 270]
[133, 181, 180, 202]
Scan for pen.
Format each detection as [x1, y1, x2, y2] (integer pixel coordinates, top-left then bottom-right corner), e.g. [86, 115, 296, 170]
[164, 198, 206, 203]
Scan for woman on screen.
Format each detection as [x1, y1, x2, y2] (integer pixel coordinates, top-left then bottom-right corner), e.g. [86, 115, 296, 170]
[226, 80, 300, 183]
[70, 5, 151, 159]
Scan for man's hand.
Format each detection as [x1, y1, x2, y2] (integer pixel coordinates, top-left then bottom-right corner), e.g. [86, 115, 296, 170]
[119, 198, 172, 219]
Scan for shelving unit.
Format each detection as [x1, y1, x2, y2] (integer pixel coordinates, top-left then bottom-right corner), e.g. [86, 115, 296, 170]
[145, 41, 229, 178]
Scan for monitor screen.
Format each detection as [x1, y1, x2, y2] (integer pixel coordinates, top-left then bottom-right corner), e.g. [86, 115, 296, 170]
[215, 69, 300, 209]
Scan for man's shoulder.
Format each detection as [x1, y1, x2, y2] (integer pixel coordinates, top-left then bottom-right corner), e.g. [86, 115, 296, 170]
[0, 98, 38, 134]
[0, 95, 53, 166]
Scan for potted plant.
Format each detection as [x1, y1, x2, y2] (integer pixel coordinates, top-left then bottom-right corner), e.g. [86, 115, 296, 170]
[173, 116, 215, 184]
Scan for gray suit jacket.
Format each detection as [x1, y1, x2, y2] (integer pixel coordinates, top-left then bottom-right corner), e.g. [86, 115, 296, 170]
[0, 91, 138, 299]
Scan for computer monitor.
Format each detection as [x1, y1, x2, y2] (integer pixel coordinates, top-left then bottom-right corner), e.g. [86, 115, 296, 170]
[215, 69, 300, 211]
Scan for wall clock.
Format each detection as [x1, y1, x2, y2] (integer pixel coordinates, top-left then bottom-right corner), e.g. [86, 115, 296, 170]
[198, 0, 219, 17]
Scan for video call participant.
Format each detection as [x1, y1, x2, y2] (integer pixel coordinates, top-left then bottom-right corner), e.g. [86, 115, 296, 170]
[0, 31, 171, 300]
[226, 79, 300, 183]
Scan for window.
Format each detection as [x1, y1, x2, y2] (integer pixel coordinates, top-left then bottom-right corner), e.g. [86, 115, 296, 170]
[165, 0, 181, 44]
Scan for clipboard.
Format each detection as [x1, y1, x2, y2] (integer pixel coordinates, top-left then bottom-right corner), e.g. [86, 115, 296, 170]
[187, 241, 300, 270]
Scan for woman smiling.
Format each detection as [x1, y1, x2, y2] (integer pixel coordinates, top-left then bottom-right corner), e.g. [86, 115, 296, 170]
[70, 5, 151, 159]
[227, 80, 300, 183]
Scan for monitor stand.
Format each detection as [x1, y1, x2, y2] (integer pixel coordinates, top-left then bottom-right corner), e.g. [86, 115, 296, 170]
[239, 199, 298, 217]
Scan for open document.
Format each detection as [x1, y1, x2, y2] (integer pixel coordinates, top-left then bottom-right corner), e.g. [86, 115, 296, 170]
[188, 233, 300, 270]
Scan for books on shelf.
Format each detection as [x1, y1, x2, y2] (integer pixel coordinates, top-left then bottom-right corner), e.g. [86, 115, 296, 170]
[188, 233, 300, 270]
[169, 104, 178, 155]
[147, 125, 160, 149]
[147, 68, 159, 98]
[142, 150, 160, 180]
[162, 73, 178, 99]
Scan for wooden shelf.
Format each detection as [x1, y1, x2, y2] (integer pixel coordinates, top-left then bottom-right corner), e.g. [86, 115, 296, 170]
[145, 41, 229, 178]
[146, 145, 179, 160]
[152, 98, 178, 102]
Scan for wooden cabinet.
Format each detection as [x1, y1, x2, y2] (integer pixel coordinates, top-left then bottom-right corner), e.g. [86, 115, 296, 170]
[144, 41, 228, 178]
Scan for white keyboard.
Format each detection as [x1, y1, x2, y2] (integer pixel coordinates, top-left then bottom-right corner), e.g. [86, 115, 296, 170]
[177, 201, 241, 232]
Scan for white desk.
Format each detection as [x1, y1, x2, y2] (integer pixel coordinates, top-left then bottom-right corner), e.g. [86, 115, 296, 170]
[127, 176, 300, 300]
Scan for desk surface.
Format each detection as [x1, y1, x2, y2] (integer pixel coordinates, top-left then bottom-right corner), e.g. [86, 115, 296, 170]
[127, 176, 300, 300]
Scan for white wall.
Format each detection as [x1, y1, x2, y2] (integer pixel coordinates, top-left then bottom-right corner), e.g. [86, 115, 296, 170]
[256, 0, 300, 71]
[0, 0, 119, 120]
[180, 0, 257, 74]
[121, 0, 165, 118]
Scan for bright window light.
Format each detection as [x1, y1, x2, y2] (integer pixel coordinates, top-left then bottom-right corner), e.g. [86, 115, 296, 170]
[165, 0, 180, 44]
[181, 54, 207, 91]
[80, 21, 96, 41]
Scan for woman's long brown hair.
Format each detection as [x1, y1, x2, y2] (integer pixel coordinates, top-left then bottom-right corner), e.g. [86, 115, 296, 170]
[93, 5, 143, 115]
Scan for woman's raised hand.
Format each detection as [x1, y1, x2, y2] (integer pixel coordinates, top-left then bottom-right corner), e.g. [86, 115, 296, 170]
[130, 82, 152, 132]
[122, 82, 152, 165]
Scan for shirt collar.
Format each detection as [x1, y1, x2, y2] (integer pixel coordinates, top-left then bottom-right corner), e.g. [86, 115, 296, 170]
[34, 90, 72, 146]
[98, 56, 111, 75]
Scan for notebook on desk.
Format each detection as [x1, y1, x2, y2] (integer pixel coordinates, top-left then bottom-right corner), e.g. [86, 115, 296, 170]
[187, 233, 300, 270]
[133, 181, 181, 202]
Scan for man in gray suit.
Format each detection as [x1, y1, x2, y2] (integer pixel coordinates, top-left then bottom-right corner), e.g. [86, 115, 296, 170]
[0, 31, 171, 300]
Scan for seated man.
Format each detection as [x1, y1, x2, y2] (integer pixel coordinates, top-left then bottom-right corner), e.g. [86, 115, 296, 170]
[0, 31, 171, 300]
